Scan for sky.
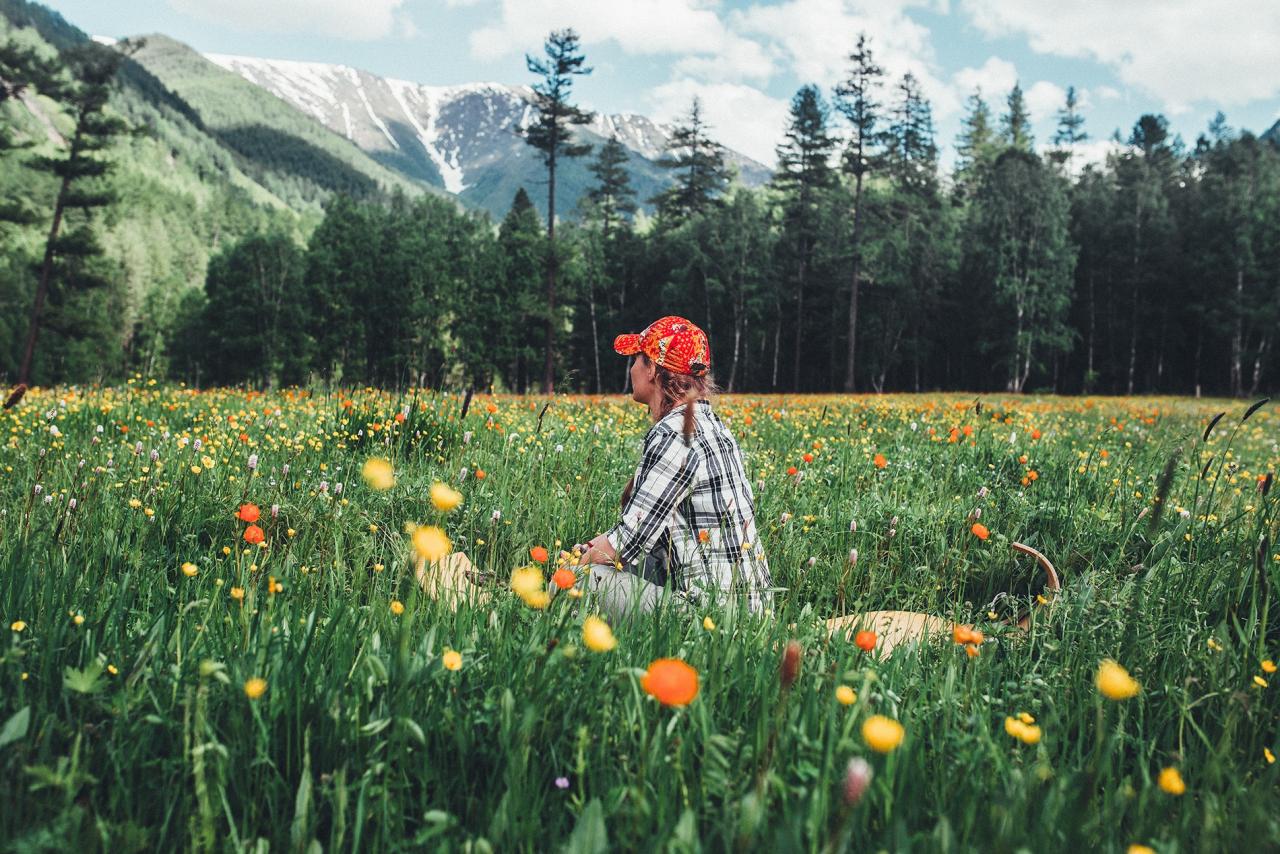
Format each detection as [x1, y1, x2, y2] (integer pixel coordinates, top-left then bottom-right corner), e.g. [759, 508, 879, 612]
[36, 0, 1280, 169]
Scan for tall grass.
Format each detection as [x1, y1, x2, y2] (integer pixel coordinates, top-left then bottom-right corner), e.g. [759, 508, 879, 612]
[1, 386, 1277, 851]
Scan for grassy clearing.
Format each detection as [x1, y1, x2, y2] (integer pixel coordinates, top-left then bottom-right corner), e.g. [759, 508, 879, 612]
[1, 386, 1277, 852]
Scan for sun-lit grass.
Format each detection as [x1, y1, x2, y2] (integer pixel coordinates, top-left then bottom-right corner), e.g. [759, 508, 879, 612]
[1, 383, 1277, 851]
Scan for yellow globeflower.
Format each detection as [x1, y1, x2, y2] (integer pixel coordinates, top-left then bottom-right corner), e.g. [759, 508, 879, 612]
[1262, 660, 1277, 674]
[1096, 659, 1140, 700]
[1127, 846, 1156, 854]
[861, 714, 905, 753]
[430, 482, 463, 512]
[182, 562, 199, 577]
[442, 650, 462, 671]
[243, 677, 267, 699]
[510, 566, 550, 609]
[390, 600, 405, 615]
[703, 616, 716, 631]
[1004, 716, 1042, 745]
[1265, 747, 1276, 765]
[11, 620, 27, 632]
[582, 616, 617, 653]
[362, 457, 395, 490]
[835, 685, 857, 706]
[412, 525, 451, 562]
[1253, 675, 1268, 688]
[1158, 766, 1186, 796]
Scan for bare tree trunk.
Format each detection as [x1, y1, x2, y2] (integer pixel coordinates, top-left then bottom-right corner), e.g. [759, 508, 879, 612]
[1086, 270, 1095, 391]
[543, 155, 557, 394]
[588, 277, 601, 394]
[1249, 334, 1269, 397]
[792, 247, 806, 391]
[20, 166, 74, 386]
[1231, 261, 1244, 397]
[771, 302, 781, 389]
[844, 171, 865, 392]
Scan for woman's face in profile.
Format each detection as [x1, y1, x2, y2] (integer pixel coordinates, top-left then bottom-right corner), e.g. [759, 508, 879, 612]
[630, 355, 655, 403]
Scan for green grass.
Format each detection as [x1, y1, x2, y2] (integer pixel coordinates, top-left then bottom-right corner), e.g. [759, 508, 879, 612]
[0, 387, 1277, 852]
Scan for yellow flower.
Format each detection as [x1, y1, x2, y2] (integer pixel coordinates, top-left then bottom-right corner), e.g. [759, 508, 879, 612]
[1096, 659, 1140, 700]
[1253, 675, 1268, 688]
[390, 600, 404, 615]
[1263, 660, 1277, 674]
[230, 586, 244, 601]
[201, 455, 215, 469]
[1018, 712, 1035, 724]
[835, 685, 857, 706]
[582, 616, 617, 653]
[107, 664, 118, 675]
[1207, 637, 1223, 652]
[128, 498, 142, 509]
[190, 465, 202, 475]
[287, 528, 297, 538]
[703, 616, 716, 631]
[222, 546, 232, 556]
[861, 714, 905, 753]
[430, 482, 463, 512]
[1004, 716, 1042, 745]
[1127, 846, 1156, 854]
[442, 650, 462, 671]
[72, 614, 85, 626]
[1158, 766, 1186, 796]
[362, 457, 395, 490]
[243, 677, 267, 699]
[511, 566, 549, 609]
[412, 525, 451, 562]
[1265, 747, 1275, 765]
[182, 562, 199, 577]
[10, 620, 27, 632]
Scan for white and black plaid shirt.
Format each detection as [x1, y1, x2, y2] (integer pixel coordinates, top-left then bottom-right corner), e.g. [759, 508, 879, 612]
[605, 400, 773, 611]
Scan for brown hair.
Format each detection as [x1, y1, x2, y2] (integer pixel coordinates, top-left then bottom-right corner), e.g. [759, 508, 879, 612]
[621, 353, 721, 508]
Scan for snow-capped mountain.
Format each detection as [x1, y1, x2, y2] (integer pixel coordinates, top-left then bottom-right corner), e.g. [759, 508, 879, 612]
[205, 53, 772, 217]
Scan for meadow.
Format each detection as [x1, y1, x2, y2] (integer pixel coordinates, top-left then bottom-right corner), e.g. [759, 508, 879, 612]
[0, 382, 1277, 852]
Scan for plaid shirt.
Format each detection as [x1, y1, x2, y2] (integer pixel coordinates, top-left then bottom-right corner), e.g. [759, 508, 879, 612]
[604, 400, 773, 611]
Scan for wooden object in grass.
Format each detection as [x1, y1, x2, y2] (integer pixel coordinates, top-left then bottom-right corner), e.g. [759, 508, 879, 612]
[416, 552, 492, 606]
[826, 541, 1061, 655]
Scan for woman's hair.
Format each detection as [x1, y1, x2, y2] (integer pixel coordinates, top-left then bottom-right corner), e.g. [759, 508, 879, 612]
[621, 353, 721, 508]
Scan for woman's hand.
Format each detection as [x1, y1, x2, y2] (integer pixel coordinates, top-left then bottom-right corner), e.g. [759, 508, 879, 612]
[576, 533, 617, 567]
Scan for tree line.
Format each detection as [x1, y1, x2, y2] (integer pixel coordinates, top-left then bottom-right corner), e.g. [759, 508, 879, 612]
[3, 29, 1278, 395]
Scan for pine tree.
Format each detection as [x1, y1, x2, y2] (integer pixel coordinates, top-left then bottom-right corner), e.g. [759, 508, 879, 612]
[882, 73, 938, 194]
[1001, 82, 1034, 152]
[832, 32, 884, 392]
[652, 97, 731, 224]
[954, 89, 997, 203]
[1049, 86, 1087, 172]
[498, 189, 545, 393]
[18, 40, 129, 385]
[522, 28, 593, 393]
[774, 84, 836, 390]
[585, 135, 636, 240]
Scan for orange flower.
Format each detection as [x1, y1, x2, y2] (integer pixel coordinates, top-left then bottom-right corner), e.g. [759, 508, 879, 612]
[855, 630, 877, 652]
[786, 466, 798, 476]
[530, 546, 549, 563]
[953, 624, 985, 646]
[698, 529, 710, 544]
[962, 424, 973, 437]
[1031, 429, 1042, 440]
[873, 453, 887, 469]
[237, 503, 260, 523]
[802, 452, 814, 463]
[243, 525, 265, 545]
[552, 567, 576, 589]
[971, 523, 990, 540]
[475, 469, 486, 480]
[642, 658, 699, 707]
[486, 402, 498, 414]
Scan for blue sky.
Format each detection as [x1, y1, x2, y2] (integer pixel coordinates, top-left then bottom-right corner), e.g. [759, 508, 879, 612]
[39, 0, 1280, 168]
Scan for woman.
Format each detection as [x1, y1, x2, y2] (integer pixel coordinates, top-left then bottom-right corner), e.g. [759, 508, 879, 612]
[574, 316, 773, 620]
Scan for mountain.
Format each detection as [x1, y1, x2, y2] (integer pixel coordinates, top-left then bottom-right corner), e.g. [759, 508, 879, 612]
[202, 53, 773, 219]
[1263, 119, 1280, 144]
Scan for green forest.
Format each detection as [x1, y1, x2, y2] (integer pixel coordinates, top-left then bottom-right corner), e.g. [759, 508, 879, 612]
[1, 0, 1278, 395]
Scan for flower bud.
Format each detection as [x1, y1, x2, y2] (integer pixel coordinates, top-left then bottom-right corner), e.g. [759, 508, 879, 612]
[843, 757, 873, 806]
[848, 548, 859, 568]
[247, 453, 258, 470]
[780, 640, 802, 689]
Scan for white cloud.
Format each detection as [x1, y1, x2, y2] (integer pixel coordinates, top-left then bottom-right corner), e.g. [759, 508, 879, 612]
[167, 0, 409, 40]
[469, 0, 769, 72]
[960, 0, 1280, 110]
[648, 79, 791, 166]
[951, 56, 1017, 101]
[1024, 80, 1064, 123]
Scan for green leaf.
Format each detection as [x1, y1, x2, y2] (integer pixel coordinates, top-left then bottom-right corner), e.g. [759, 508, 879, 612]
[562, 798, 607, 854]
[0, 706, 30, 749]
[63, 660, 105, 694]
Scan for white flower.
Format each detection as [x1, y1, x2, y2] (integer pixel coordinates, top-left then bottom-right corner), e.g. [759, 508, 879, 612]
[463, 431, 473, 445]
[49, 425, 61, 437]
[848, 549, 859, 567]
[491, 509, 502, 523]
[247, 454, 258, 470]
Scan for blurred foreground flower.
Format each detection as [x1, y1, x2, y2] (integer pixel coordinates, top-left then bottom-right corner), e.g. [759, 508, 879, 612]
[1004, 715, 1042, 745]
[1158, 766, 1186, 795]
[642, 658, 699, 707]
[412, 526, 451, 562]
[843, 757, 873, 805]
[442, 650, 462, 671]
[1096, 659, 1140, 700]
[861, 715, 905, 753]
[583, 616, 616, 652]
[511, 566, 550, 609]
[244, 677, 267, 700]
[362, 457, 395, 490]
[430, 482, 463, 511]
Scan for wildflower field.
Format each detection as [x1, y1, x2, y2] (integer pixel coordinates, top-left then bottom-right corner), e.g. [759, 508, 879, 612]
[1, 384, 1277, 852]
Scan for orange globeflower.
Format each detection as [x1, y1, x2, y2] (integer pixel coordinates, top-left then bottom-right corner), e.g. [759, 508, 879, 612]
[802, 452, 814, 463]
[530, 546, 549, 563]
[552, 567, 576, 590]
[475, 469, 486, 480]
[642, 658, 699, 707]
[237, 503, 260, 523]
[971, 523, 990, 540]
[786, 466, 798, 476]
[873, 454, 887, 469]
[855, 630, 877, 652]
[243, 525, 265, 545]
